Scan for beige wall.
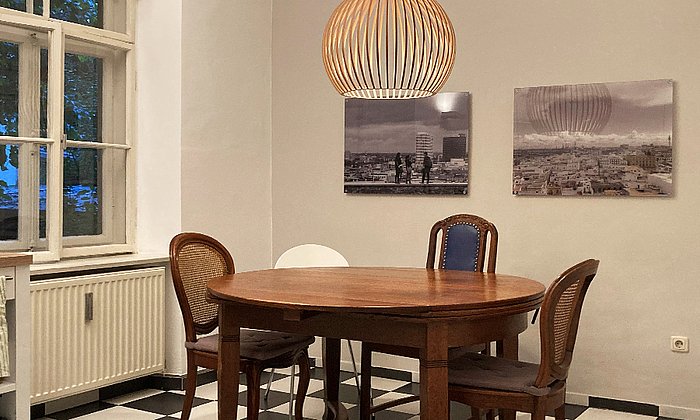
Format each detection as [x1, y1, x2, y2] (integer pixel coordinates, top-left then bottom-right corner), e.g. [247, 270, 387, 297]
[181, 0, 273, 272]
[169, 0, 273, 375]
[271, 0, 700, 413]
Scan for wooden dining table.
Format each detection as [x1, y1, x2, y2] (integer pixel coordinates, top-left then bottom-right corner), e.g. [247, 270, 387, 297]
[206, 267, 545, 420]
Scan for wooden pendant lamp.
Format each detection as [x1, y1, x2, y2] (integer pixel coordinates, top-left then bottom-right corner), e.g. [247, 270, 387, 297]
[322, 0, 456, 99]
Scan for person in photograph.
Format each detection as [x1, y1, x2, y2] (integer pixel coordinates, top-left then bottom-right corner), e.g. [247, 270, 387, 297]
[405, 154, 413, 184]
[394, 152, 403, 184]
[421, 152, 432, 184]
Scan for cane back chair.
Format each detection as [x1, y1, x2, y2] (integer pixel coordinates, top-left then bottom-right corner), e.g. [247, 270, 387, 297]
[169, 232, 314, 420]
[448, 259, 600, 420]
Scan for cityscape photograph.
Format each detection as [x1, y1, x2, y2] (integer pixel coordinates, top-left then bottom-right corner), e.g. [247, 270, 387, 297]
[344, 92, 470, 195]
[513, 79, 673, 197]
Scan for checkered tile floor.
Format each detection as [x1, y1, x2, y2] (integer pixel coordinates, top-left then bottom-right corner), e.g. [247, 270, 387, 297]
[37, 367, 673, 419]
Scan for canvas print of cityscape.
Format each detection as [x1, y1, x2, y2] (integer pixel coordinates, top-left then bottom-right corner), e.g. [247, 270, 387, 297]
[344, 92, 470, 195]
[513, 79, 673, 197]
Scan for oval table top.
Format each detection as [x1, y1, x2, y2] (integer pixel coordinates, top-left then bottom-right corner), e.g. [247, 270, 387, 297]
[206, 266, 545, 316]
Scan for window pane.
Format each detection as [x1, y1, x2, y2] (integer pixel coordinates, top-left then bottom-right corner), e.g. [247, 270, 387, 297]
[104, 147, 125, 244]
[0, 0, 25, 12]
[52, 0, 102, 29]
[65, 52, 102, 142]
[34, 0, 42, 15]
[0, 42, 19, 240]
[0, 144, 19, 240]
[39, 144, 46, 240]
[63, 147, 101, 236]
[40, 48, 48, 137]
[0, 41, 18, 137]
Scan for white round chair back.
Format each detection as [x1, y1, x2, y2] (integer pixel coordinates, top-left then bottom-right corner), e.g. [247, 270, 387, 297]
[275, 244, 349, 268]
[270, 244, 359, 396]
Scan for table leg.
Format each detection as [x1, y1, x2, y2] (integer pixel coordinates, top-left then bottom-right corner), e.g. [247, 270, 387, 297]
[323, 337, 346, 420]
[420, 325, 449, 420]
[498, 336, 519, 420]
[496, 337, 518, 359]
[217, 304, 240, 420]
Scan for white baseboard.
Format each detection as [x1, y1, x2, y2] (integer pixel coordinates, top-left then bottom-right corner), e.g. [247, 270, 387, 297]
[565, 392, 589, 406]
[658, 404, 700, 419]
[315, 358, 700, 418]
[564, 392, 700, 419]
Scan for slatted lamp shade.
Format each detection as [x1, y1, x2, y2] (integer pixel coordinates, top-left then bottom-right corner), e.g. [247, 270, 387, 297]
[322, 0, 456, 99]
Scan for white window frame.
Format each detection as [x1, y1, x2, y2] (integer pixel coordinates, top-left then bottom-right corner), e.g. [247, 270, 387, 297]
[0, 1, 136, 262]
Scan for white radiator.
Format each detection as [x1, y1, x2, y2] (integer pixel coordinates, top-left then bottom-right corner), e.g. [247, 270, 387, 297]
[30, 267, 165, 404]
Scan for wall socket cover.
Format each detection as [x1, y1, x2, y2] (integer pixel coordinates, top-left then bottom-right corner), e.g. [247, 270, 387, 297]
[671, 336, 689, 353]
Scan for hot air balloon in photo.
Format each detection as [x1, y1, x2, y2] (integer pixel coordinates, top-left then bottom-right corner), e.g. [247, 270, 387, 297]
[525, 83, 612, 136]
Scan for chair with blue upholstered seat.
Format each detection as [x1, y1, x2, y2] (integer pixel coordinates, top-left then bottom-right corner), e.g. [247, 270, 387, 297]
[359, 214, 498, 420]
[426, 213, 498, 272]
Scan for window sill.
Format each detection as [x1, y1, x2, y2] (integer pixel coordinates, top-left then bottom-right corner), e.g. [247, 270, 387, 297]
[30, 253, 168, 278]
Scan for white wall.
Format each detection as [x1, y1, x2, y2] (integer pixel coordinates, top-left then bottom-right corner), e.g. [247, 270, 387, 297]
[139, 0, 274, 375]
[271, 0, 700, 413]
[181, 0, 273, 273]
[147, 0, 274, 376]
[136, 0, 182, 254]
[136, 0, 185, 375]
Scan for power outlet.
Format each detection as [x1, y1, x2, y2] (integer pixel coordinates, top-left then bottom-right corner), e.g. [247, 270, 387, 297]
[671, 336, 689, 353]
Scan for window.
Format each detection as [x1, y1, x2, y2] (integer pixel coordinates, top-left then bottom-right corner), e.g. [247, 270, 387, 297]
[0, 0, 134, 261]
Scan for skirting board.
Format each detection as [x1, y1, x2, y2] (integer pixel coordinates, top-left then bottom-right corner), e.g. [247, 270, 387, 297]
[323, 357, 700, 420]
[568, 392, 700, 420]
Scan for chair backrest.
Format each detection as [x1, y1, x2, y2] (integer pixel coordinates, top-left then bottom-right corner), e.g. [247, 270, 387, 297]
[169, 232, 235, 343]
[535, 259, 599, 387]
[426, 214, 498, 273]
[275, 244, 349, 268]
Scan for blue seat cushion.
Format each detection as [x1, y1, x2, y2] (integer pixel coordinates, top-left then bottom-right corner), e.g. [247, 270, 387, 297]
[442, 223, 480, 271]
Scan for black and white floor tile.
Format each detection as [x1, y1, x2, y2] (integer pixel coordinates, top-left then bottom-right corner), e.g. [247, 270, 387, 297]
[36, 367, 675, 419]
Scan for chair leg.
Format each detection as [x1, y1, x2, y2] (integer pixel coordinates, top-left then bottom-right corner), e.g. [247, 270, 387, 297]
[181, 352, 197, 420]
[246, 365, 263, 420]
[347, 340, 361, 393]
[478, 339, 491, 357]
[294, 350, 311, 420]
[359, 345, 372, 420]
[478, 340, 494, 420]
[265, 368, 275, 400]
[471, 407, 497, 420]
[288, 364, 296, 419]
[496, 340, 504, 357]
[469, 407, 483, 420]
[555, 405, 566, 420]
